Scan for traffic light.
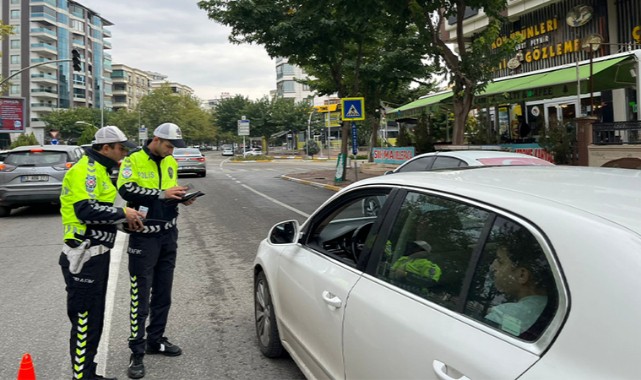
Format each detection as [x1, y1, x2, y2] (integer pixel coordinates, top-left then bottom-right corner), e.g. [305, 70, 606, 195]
[71, 49, 81, 71]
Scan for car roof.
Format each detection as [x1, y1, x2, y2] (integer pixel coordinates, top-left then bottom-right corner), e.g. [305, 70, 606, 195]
[403, 150, 552, 166]
[9, 145, 82, 152]
[352, 166, 641, 234]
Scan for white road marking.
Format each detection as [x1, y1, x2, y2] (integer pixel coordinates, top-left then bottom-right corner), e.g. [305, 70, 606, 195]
[240, 183, 309, 218]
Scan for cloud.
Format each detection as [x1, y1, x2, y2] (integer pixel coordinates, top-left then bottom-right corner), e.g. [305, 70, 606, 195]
[80, 0, 275, 100]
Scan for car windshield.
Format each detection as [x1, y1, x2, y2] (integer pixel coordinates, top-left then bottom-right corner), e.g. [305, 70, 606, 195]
[173, 148, 200, 156]
[5, 151, 67, 166]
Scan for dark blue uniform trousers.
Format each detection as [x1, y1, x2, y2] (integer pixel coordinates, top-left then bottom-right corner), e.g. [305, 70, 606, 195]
[127, 227, 178, 354]
[60, 251, 110, 379]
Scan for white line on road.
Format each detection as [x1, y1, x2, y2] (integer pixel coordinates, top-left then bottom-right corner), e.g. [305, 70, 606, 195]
[241, 183, 309, 218]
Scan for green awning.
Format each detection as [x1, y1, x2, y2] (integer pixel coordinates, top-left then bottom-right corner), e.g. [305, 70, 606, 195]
[390, 91, 453, 120]
[475, 55, 635, 105]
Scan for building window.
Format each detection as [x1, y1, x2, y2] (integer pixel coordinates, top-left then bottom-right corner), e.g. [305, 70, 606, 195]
[10, 10, 20, 19]
[11, 0, 20, 4]
[10, 55, 20, 64]
[282, 80, 296, 93]
[10, 85, 20, 95]
[10, 40, 20, 49]
[283, 64, 296, 75]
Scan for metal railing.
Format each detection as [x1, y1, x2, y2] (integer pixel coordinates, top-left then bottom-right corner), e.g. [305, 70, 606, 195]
[593, 121, 641, 145]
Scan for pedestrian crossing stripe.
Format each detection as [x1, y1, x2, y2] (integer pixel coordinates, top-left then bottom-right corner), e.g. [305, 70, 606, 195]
[341, 97, 365, 120]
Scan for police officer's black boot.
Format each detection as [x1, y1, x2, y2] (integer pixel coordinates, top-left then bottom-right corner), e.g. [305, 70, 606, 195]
[127, 354, 145, 379]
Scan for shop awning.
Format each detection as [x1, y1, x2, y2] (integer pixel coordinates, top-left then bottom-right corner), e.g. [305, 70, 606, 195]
[390, 91, 453, 120]
[389, 53, 638, 118]
[475, 55, 636, 105]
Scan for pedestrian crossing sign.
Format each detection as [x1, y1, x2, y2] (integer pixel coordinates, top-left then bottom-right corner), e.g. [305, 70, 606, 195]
[341, 97, 365, 121]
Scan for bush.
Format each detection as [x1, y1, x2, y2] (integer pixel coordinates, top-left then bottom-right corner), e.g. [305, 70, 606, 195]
[10, 133, 40, 149]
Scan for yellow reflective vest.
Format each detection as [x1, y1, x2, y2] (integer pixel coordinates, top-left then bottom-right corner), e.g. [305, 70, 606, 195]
[60, 150, 125, 247]
[117, 146, 180, 233]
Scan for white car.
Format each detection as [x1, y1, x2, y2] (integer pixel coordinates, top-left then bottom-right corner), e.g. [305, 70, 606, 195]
[222, 147, 234, 156]
[243, 148, 263, 157]
[253, 166, 641, 379]
[388, 150, 553, 174]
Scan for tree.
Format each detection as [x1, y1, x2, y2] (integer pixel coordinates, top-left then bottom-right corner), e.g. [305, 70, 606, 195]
[10, 133, 39, 148]
[138, 85, 215, 145]
[41, 108, 102, 144]
[198, 0, 431, 180]
[402, 0, 519, 144]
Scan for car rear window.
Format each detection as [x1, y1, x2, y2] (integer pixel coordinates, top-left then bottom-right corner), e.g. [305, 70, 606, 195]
[174, 148, 201, 156]
[6, 151, 68, 166]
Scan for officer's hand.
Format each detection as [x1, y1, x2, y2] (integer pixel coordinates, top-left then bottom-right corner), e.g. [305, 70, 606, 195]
[165, 186, 188, 200]
[125, 207, 145, 231]
[182, 198, 196, 206]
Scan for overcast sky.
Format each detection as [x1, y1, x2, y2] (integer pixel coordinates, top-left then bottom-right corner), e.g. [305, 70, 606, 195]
[79, 0, 276, 101]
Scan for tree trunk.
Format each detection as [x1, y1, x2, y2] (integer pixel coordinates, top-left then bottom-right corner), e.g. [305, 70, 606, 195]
[369, 117, 379, 163]
[451, 91, 474, 145]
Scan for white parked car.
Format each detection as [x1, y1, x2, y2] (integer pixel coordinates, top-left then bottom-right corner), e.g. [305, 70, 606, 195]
[388, 150, 553, 174]
[253, 166, 641, 379]
[243, 148, 263, 157]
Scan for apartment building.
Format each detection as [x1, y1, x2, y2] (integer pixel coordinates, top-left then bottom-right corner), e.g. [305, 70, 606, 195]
[1, 0, 113, 144]
[111, 63, 151, 111]
[148, 71, 193, 96]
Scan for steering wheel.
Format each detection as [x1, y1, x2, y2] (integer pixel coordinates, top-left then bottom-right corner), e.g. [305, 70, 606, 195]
[350, 222, 374, 262]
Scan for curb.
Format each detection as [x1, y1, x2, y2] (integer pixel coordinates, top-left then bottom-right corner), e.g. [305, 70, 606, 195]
[281, 175, 341, 192]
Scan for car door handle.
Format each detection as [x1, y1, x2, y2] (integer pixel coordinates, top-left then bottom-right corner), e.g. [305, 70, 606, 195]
[321, 291, 343, 310]
[432, 360, 470, 380]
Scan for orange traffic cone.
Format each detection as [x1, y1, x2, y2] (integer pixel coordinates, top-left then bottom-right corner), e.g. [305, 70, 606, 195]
[16, 353, 36, 380]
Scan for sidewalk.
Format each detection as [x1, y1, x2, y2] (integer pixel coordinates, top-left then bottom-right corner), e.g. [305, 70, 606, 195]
[281, 161, 395, 191]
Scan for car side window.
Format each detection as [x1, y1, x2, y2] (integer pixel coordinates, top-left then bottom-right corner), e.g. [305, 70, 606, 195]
[397, 156, 435, 172]
[306, 190, 390, 268]
[375, 191, 490, 310]
[432, 157, 467, 169]
[464, 216, 557, 341]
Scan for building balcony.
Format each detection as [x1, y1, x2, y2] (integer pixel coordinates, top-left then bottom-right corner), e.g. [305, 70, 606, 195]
[103, 29, 112, 38]
[31, 102, 58, 111]
[30, 0, 57, 7]
[30, 88, 58, 99]
[30, 43, 58, 56]
[30, 12, 57, 25]
[30, 27, 57, 41]
[103, 40, 112, 49]
[30, 58, 56, 69]
[30, 73, 58, 85]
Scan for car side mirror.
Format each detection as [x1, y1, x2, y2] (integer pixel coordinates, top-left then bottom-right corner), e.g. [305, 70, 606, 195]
[268, 220, 300, 244]
[384, 170, 393, 175]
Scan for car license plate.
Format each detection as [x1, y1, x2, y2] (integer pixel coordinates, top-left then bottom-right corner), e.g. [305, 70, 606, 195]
[22, 175, 49, 182]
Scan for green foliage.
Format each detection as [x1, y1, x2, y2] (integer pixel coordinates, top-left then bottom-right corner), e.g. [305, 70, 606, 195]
[212, 95, 251, 135]
[303, 139, 320, 157]
[396, 125, 413, 147]
[10, 133, 40, 148]
[77, 127, 95, 145]
[403, 0, 517, 144]
[198, 0, 438, 179]
[41, 86, 215, 146]
[538, 120, 576, 165]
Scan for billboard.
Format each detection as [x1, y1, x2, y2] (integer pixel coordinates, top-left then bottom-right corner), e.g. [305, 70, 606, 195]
[0, 97, 25, 133]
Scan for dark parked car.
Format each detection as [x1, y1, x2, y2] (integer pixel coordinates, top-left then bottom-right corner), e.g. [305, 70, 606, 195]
[173, 148, 206, 177]
[0, 145, 85, 217]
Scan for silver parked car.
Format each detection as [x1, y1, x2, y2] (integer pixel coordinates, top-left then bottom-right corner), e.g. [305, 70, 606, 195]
[173, 147, 206, 177]
[0, 145, 85, 217]
[254, 166, 641, 379]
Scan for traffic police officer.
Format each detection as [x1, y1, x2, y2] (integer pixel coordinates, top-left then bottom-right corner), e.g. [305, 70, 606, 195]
[60, 125, 144, 380]
[117, 122, 194, 379]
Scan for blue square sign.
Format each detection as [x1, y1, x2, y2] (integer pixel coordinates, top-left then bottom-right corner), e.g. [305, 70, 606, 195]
[341, 97, 365, 121]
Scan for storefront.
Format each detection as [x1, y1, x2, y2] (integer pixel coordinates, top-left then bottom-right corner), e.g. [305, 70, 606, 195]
[391, 0, 641, 144]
